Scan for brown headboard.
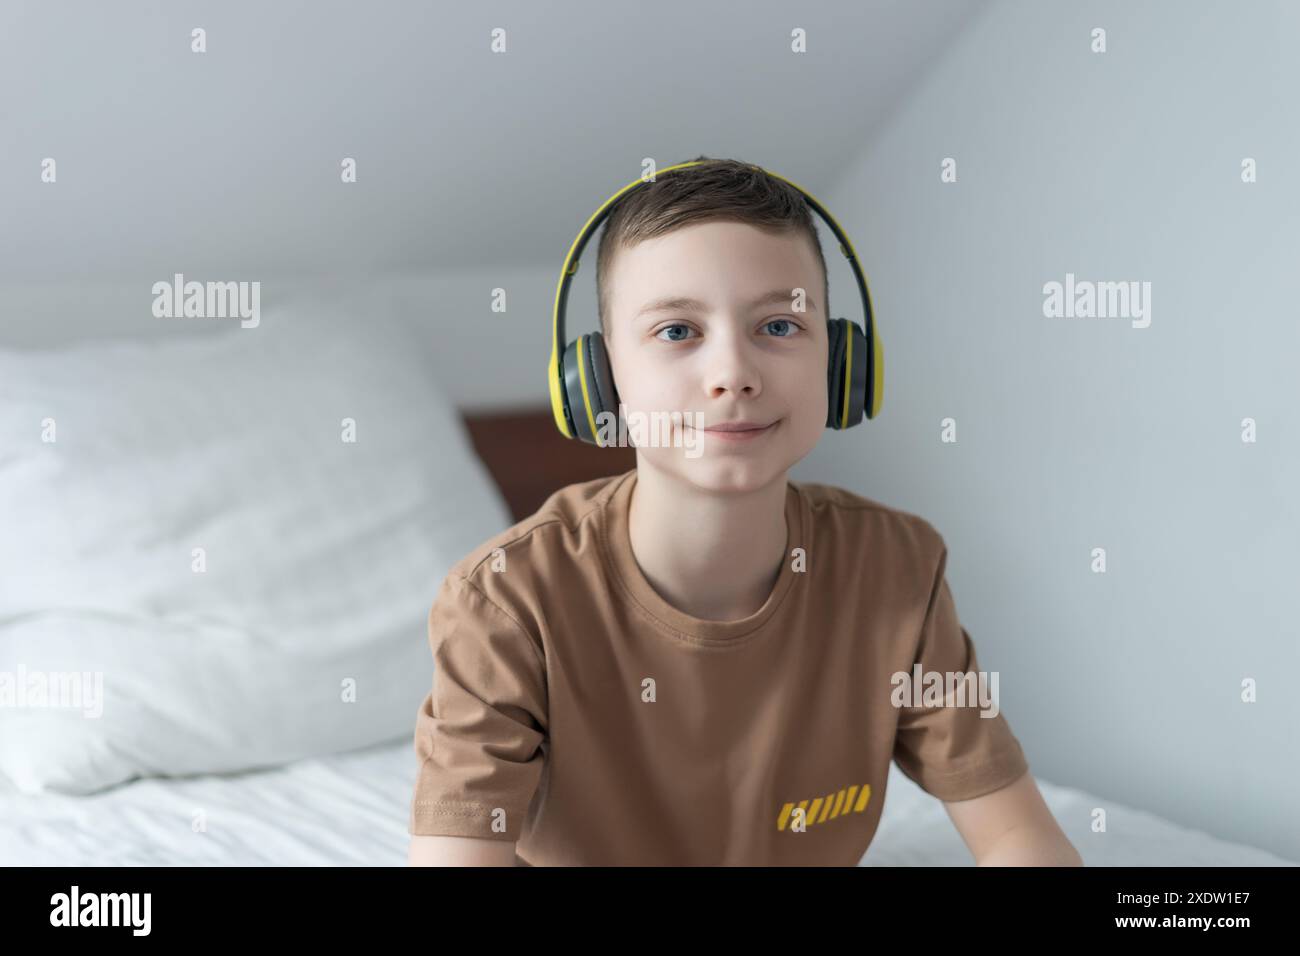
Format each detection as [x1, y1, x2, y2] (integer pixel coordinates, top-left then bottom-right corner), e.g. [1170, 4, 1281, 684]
[461, 405, 636, 522]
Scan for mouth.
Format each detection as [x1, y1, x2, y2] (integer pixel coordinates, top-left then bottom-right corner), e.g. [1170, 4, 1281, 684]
[694, 419, 779, 443]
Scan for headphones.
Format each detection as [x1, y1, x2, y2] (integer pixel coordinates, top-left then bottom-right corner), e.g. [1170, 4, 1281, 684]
[547, 160, 883, 445]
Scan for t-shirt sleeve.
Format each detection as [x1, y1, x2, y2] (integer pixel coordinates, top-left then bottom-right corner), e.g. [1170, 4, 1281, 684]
[891, 539, 1029, 802]
[409, 572, 548, 840]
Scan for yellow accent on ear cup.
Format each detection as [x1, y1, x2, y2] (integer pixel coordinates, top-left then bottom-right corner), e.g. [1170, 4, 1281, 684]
[575, 335, 602, 446]
[548, 350, 572, 438]
[841, 325, 853, 428]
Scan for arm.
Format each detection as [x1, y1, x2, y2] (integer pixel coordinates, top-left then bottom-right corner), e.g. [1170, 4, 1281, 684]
[407, 575, 547, 867]
[943, 770, 1082, 866]
[408, 834, 519, 867]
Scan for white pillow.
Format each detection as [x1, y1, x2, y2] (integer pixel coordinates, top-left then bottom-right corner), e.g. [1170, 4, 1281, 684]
[0, 292, 512, 794]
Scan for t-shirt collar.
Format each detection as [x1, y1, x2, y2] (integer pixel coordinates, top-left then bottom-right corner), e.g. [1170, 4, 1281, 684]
[599, 468, 804, 648]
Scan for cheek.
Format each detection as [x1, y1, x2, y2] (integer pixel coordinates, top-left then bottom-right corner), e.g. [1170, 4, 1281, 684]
[606, 348, 632, 403]
[810, 370, 830, 422]
[796, 395, 827, 444]
[611, 354, 677, 411]
[791, 355, 828, 411]
[791, 367, 829, 440]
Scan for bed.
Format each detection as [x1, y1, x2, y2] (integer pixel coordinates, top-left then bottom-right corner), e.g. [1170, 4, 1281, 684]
[0, 321, 1291, 866]
[2, 725, 1289, 866]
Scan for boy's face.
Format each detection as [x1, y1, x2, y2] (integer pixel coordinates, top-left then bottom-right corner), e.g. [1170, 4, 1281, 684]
[604, 220, 829, 495]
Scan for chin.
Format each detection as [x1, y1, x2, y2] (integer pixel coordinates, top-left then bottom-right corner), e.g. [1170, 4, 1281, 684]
[663, 455, 792, 497]
[637, 415, 820, 492]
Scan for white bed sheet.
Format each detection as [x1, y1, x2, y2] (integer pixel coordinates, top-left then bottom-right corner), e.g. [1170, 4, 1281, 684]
[0, 742, 1291, 867]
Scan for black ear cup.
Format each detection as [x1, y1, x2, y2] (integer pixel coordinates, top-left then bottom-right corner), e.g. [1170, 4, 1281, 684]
[825, 317, 869, 429]
[562, 332, 620, 445]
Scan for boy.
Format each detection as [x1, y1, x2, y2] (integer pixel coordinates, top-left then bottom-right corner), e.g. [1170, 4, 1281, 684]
[408, 157, 1081, 866]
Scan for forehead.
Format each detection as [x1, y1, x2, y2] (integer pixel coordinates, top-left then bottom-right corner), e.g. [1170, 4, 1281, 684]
[608, 220, 822, 315]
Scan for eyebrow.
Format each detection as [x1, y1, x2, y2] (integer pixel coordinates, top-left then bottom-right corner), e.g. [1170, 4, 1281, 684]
[634, 288, 817, 319]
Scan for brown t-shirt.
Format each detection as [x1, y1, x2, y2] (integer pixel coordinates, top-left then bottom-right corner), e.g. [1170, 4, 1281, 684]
[409, 468, 1029, 865]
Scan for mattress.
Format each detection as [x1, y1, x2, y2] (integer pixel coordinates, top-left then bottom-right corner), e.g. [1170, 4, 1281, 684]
[1, 742, 1291, 866]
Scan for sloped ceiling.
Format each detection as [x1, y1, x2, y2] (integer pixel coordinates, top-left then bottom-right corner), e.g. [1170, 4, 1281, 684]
[0, 0, 988, 282]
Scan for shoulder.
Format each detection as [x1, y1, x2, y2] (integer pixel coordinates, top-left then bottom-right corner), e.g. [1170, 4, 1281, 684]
[435, 471, 626, 617]
[792, 479, 949, 568]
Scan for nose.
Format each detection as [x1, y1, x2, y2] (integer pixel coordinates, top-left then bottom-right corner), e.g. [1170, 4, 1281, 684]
[703, 325, 762, 400]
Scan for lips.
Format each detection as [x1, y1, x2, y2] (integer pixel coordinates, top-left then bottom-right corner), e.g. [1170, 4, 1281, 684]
[694, 419, 779, 442]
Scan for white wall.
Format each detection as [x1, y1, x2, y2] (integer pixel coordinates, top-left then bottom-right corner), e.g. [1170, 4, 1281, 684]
[798, 0, 1300, 859]
[0, 267, 561, 413]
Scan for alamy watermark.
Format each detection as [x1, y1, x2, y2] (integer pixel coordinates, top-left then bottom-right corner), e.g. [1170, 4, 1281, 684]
[0, 665, 103, 718]
[1043, 272, 1151, 329]
[152, 272, 260, 328]
[595, 404, 706, 457]
[50, 886, 150, 936]
[890, 666, 1000, 718]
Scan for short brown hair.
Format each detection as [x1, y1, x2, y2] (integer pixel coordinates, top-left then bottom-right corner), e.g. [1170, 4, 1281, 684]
[594, 155, 829, 339]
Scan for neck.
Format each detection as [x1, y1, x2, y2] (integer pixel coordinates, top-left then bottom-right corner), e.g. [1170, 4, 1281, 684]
[626, 459, 789, 622]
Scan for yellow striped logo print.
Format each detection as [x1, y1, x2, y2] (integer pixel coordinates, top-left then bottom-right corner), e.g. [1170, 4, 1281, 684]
[776, 783, 872, 831]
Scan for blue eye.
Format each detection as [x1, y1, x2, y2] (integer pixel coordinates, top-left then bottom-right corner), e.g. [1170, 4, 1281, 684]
[764, 318, 799, 337]
[656, 323, 696, 342]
